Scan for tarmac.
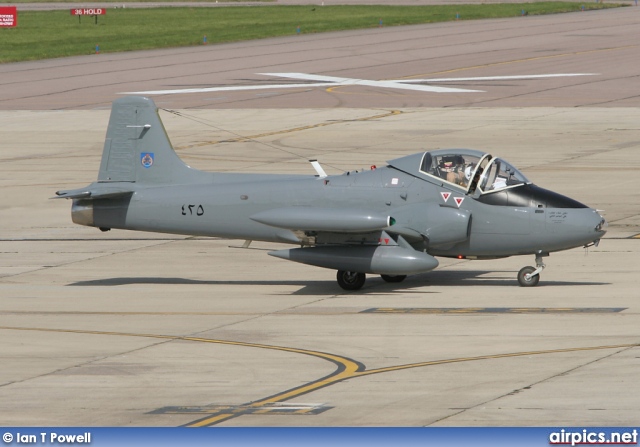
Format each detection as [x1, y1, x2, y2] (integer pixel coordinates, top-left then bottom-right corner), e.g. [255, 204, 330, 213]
[1, 5, 640, 426]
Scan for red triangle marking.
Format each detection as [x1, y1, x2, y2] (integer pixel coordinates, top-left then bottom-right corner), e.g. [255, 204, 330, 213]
[441, 192, 451, 202]
[454, 197, 464, 207]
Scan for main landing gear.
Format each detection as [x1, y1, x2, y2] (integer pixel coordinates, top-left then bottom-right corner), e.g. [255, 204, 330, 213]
[337, 252, 549, 289]
[336, 271, 407, 291]
[381, 274, 407, 283]
[517, 252, 547, 287]
[336, 270, 366, 291]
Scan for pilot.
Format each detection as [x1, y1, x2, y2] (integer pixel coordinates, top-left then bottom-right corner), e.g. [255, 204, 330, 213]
[439, 157, 466, 186]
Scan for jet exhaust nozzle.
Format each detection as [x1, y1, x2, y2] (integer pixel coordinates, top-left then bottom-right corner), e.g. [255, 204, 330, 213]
[71, 199, 94, 227]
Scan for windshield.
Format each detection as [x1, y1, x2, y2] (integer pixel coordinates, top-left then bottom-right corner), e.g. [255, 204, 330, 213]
[478, 158, 530, 193]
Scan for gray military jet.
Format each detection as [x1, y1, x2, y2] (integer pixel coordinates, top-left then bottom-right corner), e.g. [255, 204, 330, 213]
[56, 96, 607, 290]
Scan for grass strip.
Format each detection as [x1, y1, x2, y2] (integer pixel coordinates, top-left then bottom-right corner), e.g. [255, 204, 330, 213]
[0, 3, 625, 63]
[10, 0, 275, 2]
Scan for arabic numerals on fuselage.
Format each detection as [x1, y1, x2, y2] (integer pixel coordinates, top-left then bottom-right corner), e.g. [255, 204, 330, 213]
[181, 204, 204, 216]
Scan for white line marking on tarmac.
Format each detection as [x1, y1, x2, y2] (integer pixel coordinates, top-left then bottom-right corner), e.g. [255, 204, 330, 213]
[120, 72, 598, 96]
[392, 73, 599, 82]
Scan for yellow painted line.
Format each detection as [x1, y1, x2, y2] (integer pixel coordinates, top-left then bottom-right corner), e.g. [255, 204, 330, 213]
[363, 307, 626, 314]
[1, 326, 638, 427]
[182, 336, 363, 426]
[0, 326, 362, 427]
[174, 109, 402, 151]
[354, 343, 640, 377]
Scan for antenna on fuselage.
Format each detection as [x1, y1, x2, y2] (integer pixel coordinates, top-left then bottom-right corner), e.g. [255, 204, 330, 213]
[309, 159, 328, 178]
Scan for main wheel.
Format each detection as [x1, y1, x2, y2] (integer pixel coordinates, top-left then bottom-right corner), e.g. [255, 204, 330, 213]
[336, 270, 366, 291]
[380, 274, 407, 283]
[517, 266, 540, 287]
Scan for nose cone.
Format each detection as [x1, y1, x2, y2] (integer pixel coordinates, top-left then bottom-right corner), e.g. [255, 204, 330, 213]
[565, 208, 607, 248]
[535, 186, 606, 248]
[593, 211, 608, 240]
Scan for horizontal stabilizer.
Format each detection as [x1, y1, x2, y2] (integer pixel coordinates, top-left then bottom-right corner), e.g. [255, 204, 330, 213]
[54, 183, 134, 200]
[251, 207, 393, 233]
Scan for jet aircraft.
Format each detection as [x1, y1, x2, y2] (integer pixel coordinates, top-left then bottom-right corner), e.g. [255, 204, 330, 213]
[56, 97, 607, 290]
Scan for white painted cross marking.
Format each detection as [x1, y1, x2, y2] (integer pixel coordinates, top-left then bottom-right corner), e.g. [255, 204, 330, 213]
[121, 72, 598, 96]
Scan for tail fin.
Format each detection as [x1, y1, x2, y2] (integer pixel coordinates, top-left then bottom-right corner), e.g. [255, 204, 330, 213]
[98, 96, 209, 185]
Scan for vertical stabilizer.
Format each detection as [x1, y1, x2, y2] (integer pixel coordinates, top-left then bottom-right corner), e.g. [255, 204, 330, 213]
[98, 96, 208, 185]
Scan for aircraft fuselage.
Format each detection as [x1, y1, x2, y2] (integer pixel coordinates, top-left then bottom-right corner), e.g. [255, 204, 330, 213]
[73, 165, 605, 258]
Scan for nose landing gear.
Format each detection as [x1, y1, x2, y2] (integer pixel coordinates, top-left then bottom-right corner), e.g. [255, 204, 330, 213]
[517, 252, 548, 287]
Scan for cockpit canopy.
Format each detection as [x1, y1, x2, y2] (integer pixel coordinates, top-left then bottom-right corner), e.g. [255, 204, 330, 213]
[388, 149, 530, 195]
[478, 157, 530, 193]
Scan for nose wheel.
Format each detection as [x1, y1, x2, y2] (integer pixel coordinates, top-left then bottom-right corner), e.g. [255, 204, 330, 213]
[517, 252, 547, 287]
[517, 266, 540, 287]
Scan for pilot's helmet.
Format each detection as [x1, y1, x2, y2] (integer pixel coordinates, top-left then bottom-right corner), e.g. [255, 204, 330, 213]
[465, 164, 476, 180]
[440, 156, 456, 171]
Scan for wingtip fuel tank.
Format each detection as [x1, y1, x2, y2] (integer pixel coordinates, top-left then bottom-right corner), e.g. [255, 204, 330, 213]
[269, 245, 439, 276]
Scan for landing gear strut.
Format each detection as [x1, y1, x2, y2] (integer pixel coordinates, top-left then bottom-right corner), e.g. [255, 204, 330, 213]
[336, 270, 366, 291]
[517, 252, 547, 287]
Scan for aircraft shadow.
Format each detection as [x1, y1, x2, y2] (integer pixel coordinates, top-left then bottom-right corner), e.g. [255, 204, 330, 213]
[402, 270, 610, 288]
[68, 271, 608, 295]
[70, 277, 324, 287]
[68, 277, 336, 295]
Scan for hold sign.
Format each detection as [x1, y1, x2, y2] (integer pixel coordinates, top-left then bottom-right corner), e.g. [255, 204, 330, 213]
[0, 6, 17, 27]
[70, 8, 106, 15]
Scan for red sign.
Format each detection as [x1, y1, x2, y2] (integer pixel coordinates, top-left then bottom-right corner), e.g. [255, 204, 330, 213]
[0, 6, 17, 27]
[70, 8, 106, 15]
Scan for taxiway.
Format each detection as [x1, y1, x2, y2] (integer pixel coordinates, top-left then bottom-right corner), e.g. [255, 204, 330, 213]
[1, 5, 639, 426]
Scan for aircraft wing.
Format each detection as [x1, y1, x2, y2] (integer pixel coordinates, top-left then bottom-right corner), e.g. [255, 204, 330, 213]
[249, 207, 393, 233]
[254, 206, 440, 276]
